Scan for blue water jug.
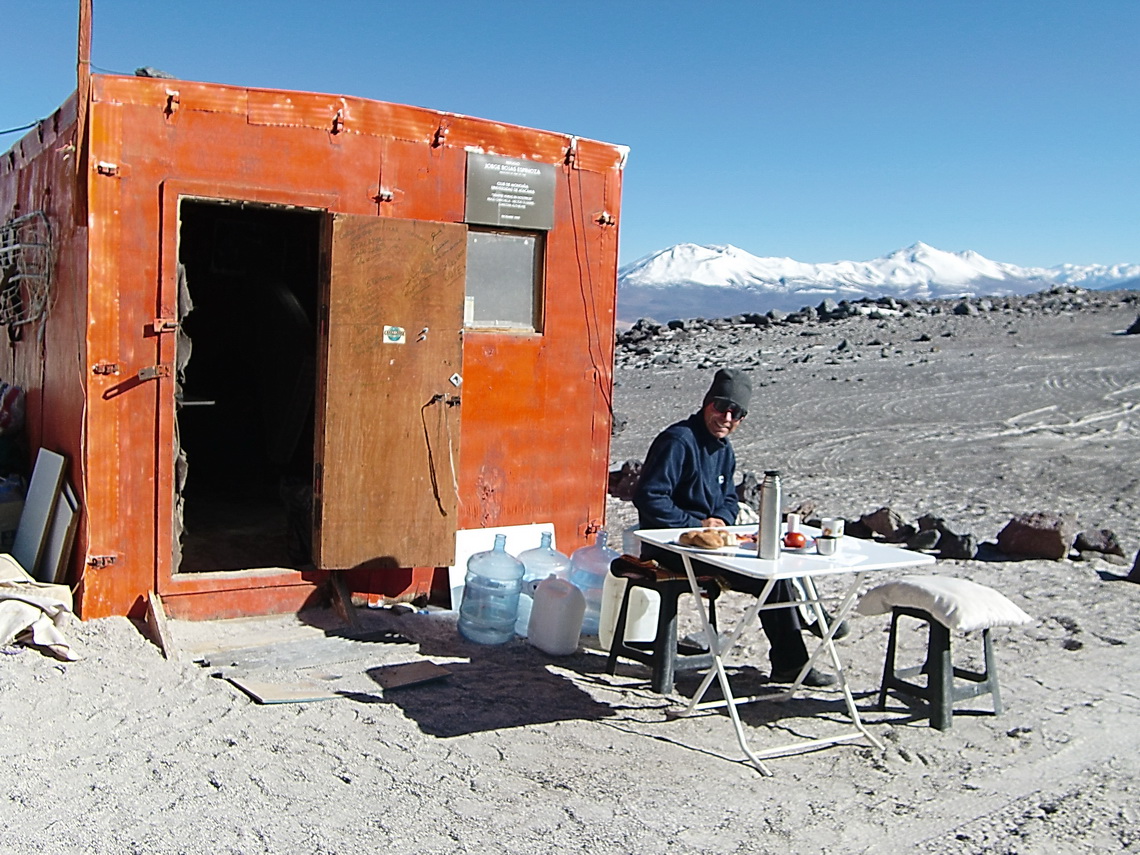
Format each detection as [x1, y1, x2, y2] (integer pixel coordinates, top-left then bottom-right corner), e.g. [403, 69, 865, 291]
[568, 529, 620, 636]
[458, 533, 525, 645]
[515, 531, 572, 637]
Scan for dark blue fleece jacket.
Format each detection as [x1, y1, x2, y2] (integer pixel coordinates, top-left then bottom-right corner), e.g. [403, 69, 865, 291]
[633, 411, 739, 531]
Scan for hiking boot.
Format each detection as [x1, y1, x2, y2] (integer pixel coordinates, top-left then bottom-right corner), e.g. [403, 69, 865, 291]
[770, 667, 837, 688]
[806, 617, 850, 640]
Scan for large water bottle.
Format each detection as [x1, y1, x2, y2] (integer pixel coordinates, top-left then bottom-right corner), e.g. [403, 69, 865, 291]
[515, 531, 571, 637]
[458, 533, 525, 645]
[568, 529, 620, 636]
[758, 470, 783, 559]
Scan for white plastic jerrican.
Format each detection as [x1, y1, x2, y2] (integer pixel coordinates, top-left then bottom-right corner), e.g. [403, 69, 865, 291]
[527, 575, 586, 656]
[515, 531, 571, 637]
[598, 570, 660, 651]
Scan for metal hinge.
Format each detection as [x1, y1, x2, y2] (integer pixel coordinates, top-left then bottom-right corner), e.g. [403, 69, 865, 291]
[92, 362, 119, 376]
[87, 555, 117, 568]
[138, 364, 171, 382]
[152, 318, 178, 334]
[95, 161, 119, 177]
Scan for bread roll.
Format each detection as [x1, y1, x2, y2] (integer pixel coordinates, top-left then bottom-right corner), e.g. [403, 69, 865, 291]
[679, 529, 738, 549]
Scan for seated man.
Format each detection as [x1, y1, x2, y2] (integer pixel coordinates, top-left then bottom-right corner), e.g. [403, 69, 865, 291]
[632, 367, 835, 686]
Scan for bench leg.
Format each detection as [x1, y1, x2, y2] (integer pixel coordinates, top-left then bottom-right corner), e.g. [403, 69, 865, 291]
[878, 609, 902, 711]
[983, 628, 1003, 716]
[925, 619, 954, 731]
[650, 585, 681, 694]
[605, 581, 635, 677]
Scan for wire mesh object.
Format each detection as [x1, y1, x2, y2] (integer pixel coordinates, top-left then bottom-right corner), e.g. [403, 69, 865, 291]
[0, 212, 53, 329]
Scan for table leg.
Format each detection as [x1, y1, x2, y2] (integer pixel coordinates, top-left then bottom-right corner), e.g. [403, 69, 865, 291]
[800, 574, 884, 751]
[675, 551, 774, 776]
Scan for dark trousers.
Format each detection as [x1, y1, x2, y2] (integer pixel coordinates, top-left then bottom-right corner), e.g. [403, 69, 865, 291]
[645, 547, 810, 674]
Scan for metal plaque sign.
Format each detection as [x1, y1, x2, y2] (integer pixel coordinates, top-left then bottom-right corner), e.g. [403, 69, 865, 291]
[465, 152, 556, 231]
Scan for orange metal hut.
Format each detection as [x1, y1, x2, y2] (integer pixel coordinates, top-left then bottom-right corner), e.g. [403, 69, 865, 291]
[0, 73, 625, 620]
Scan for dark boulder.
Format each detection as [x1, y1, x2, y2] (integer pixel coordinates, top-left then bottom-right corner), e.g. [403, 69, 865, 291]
[996, 512, 1077, 560]
[938, 532, 978, 560]
[1128, 550, 1140, 583]
[859, 507, 906, 539]
[607, 460, 642, 501]
[1073, 528, 1126, 559]
[736, 471, 761, 510]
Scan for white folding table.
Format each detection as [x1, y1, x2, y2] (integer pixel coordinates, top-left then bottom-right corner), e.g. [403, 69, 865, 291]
[634, 525, 936, 774]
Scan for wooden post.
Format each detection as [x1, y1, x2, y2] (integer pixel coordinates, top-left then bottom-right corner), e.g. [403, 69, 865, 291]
[75, 0, 93, 224]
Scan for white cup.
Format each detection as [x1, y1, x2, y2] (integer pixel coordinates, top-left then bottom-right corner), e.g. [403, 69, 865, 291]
[821, 518, 845, 538]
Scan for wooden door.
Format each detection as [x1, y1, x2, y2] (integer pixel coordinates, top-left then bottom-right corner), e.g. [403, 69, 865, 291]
[314, 215, 466, 570]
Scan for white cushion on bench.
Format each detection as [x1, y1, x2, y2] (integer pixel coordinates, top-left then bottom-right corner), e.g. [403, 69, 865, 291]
[857, 575, 1032, 633]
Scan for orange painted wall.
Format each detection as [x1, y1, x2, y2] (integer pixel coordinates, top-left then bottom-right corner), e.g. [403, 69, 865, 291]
[2, 76, 623, 620]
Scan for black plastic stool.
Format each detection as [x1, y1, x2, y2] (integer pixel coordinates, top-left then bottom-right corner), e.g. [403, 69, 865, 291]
[877, 605, 1003, 730]
[604, 556, 721, 694]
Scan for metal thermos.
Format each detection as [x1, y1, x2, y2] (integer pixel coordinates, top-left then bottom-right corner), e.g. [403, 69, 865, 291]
[758, 470, 782, 559]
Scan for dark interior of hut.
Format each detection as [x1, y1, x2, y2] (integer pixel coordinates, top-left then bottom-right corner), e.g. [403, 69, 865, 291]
[175, 200, 321, 572]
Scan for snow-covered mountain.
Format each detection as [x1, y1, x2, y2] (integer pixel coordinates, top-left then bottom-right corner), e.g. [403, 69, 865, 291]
[617, 242, 1140, 323]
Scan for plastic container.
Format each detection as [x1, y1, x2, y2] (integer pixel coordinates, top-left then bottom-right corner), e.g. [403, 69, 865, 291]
[527, 575, 586, 655]
[514, 532, 571, 637]
[457, 533, 525, 645]
[598, 570, 660, 651]
[758, 470, 782, 559]
[567, 529, 620, 636]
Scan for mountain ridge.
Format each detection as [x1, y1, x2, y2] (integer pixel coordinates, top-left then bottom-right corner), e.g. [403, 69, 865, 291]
[617, 242, 1140, 323]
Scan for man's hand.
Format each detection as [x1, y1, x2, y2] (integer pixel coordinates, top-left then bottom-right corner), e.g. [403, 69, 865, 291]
[700, 517, 727, 528]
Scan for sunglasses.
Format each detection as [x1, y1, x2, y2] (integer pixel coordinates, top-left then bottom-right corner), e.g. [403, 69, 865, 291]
[711, 398, 747, 419]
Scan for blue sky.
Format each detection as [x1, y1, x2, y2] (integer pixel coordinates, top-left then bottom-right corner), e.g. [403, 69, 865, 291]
[3, 1, 1137, 269]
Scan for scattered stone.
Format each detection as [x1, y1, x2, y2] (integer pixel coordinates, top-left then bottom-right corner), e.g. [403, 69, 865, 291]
[938, 532, 978, 560]
[953, 301, 978, 316]
[860, 507, 906, 539]
[1127, 550, 1140, 583]
[788, 499, 817, 521]
[736, 471, 761, 510]
[884, 523, 917, 544]
[996, 512, 1077, 560]
[1073, 528, 1126, 559]
[607, 460, 642, 501]
[610, 412, 628, 437]
[917, 513, 948, 533]
[905, 529, 940, 551]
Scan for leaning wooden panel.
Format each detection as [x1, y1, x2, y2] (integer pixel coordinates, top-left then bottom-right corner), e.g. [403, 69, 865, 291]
[315, 215, 465, 570]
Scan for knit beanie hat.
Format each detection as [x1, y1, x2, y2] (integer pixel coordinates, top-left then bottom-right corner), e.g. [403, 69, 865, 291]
[703, 367, 752, 413]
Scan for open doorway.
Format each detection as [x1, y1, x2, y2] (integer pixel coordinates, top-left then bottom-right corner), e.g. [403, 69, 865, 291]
[175, 200, 322, 572]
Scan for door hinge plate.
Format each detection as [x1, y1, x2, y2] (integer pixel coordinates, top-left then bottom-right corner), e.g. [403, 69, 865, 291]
[138, 364, 171, 382]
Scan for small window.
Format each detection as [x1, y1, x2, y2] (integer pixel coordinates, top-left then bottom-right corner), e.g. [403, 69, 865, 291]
[464, 229, 544, 332]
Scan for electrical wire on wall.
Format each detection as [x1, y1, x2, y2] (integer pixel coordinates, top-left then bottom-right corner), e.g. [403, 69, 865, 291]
[564, 158, 614, 415]
[420, 393, 461, 517]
